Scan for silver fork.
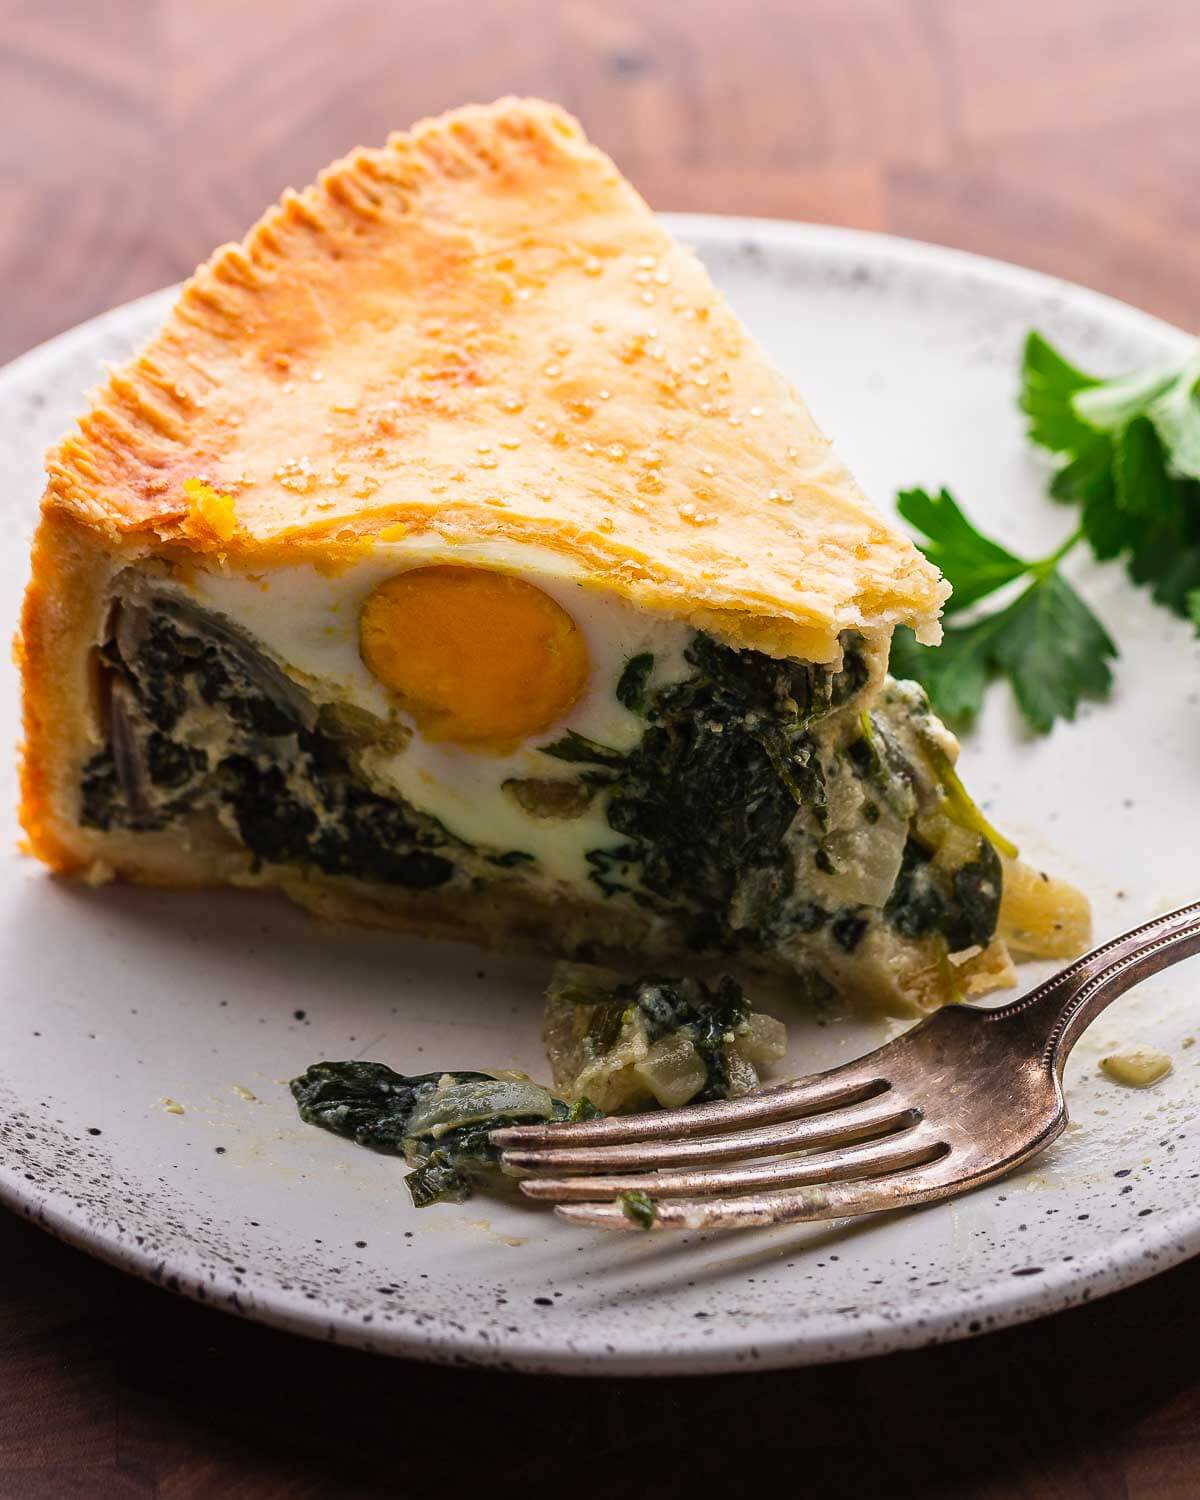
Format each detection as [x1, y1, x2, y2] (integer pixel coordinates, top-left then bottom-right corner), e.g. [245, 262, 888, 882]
[492, 901, 1200, 1231]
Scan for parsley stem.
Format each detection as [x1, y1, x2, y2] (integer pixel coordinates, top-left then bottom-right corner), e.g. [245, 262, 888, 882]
[1030, 527, 1083, 580]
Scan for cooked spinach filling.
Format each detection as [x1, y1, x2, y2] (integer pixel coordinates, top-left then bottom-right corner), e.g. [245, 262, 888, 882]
[885, 836, 1002, 953]
[544, 964, 790, 1114]
[539, 633, 1002, 961]
[290, 1061, 595, 1207]
[296, 970, 784, 1215]
[564, 972, 754, 1103]
[79, 589, 1003, 977]
[292, 973, 777, 1212]
[543, 632, 869, 950]
[81, 591, 466, 888]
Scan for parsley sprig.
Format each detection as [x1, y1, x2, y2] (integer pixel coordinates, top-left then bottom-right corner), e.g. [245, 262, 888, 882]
[1022, 331, 1200, 615]
[890, 330, 1200, 734]
[888, 490, 1114, 733]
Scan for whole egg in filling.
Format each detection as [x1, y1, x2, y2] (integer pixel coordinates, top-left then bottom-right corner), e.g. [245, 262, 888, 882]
[176, 539, 696, 888]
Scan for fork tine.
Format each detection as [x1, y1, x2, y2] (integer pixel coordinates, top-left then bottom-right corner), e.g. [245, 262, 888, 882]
[518, 1133, 948, 1201]
[490, 1068, 888, 1151]
[554, 1163, 957, 1231]
[500, 1095, 918, 1174]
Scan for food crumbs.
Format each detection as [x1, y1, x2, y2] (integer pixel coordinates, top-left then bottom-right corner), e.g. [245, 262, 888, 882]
[232, 1085, 258, 1102]
[162, 1098, 185, 1115]
[1099, 1047, 1173, 1088]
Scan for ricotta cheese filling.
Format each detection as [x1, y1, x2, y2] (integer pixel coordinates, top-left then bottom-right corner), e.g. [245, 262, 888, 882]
[176, 545, 696, 887]
[77, 547, 1014, 1011]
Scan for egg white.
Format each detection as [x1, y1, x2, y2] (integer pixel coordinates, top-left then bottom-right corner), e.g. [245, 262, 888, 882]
[171, 539, 695, 888]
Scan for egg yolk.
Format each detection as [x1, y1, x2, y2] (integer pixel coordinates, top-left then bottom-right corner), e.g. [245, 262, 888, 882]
[359, 566, 589, 748]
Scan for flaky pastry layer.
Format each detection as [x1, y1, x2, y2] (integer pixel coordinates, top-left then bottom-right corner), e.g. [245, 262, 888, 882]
[40, 98, 946, 663]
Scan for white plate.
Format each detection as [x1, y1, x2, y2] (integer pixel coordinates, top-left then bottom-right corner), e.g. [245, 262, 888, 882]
[1, 218, 1197, 1376]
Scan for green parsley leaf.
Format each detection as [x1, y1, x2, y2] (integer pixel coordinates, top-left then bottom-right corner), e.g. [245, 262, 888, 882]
[896, 487, 1027, 616]
[1021, 331, 1200, 618]
[890, 572, 1115, 734]
[990, 572, 1117, 733]
[893, 475, 1110, 733]
[889, 622, 996, 727]
[1074, 365, 1182, 439]
[1146, 354, 1200, 481]
[1113, 415, 1175, 519]
[1129, 527, 1200, 614]
[1019, 330, 1100, 455]
[1048, 436, 1113, 506]
[1076, 476, 1130, 561]
[1067, 351, 1200, 483]
[895, 332, 1197, 735]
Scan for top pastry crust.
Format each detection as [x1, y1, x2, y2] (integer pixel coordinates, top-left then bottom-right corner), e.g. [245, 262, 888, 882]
[41, 98, 947, 661]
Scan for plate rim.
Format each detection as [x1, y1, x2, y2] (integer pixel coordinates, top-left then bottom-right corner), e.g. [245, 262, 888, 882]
[4, 213, 1192, 393]
[1, 215, 1196, 1376]
[6, 1159, 1199, 1377]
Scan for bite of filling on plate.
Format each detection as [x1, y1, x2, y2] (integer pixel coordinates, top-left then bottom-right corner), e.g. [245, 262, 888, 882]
[18, 97, 1090, 1014]
[291, 963, 789, 1209]
[291, 1060, 589, 1209]
[543, 963, 788, 1112]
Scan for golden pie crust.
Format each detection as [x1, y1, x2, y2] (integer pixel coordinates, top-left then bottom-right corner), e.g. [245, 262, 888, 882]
[35, 97, 945, 664]
[17, 100, 968, 1011]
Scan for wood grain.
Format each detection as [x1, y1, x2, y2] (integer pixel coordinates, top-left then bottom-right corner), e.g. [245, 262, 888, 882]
[2, 1, 1199, 1495]
[2, 1205, 1199, 1499]
[3, 0, 1198, 366]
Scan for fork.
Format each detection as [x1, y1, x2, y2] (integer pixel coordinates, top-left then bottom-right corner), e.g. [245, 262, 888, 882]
[492, 901, 1200, 1230]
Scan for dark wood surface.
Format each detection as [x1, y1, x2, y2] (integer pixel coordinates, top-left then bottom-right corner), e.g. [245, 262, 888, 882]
[2, 1, 1199, 1494]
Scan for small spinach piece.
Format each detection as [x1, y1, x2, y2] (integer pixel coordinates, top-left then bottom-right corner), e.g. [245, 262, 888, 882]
[406, 1157, 472, 1208]
[946, 840, 1003, 952]
[290, 1061, 572, 1208]
[616, 653, 655, 713]
[885, 840, 948, 940]
[612, 973, 751, 1103]
[291, 1061, 479, 1155]
[538, 730, 628, 770]
[847, 710, 918, 820]
[830, 912, 869, 953]
[884, 835, 1002, 954]
[619, 1189, 658, 1229]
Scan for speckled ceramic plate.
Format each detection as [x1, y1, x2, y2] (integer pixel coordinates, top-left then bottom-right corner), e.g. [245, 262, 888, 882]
[1, 218, 1197, 1375]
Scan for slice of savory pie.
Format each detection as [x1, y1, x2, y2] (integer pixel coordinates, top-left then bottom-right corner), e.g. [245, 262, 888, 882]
[18, 98, 1090, 1013]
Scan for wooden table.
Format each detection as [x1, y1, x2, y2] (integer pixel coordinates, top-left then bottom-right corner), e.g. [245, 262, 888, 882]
[2, 1, 1197, 1493]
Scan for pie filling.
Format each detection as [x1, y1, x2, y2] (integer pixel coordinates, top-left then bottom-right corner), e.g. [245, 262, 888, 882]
[78, 570, 1011, 1007]
[22, 101, 1089, 1024]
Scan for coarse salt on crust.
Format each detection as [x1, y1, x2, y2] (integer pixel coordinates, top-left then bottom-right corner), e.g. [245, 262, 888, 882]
[39, 97, 946, 666]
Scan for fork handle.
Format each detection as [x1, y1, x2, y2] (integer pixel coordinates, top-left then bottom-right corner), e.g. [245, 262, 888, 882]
[989, 899, 1200, 1072]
